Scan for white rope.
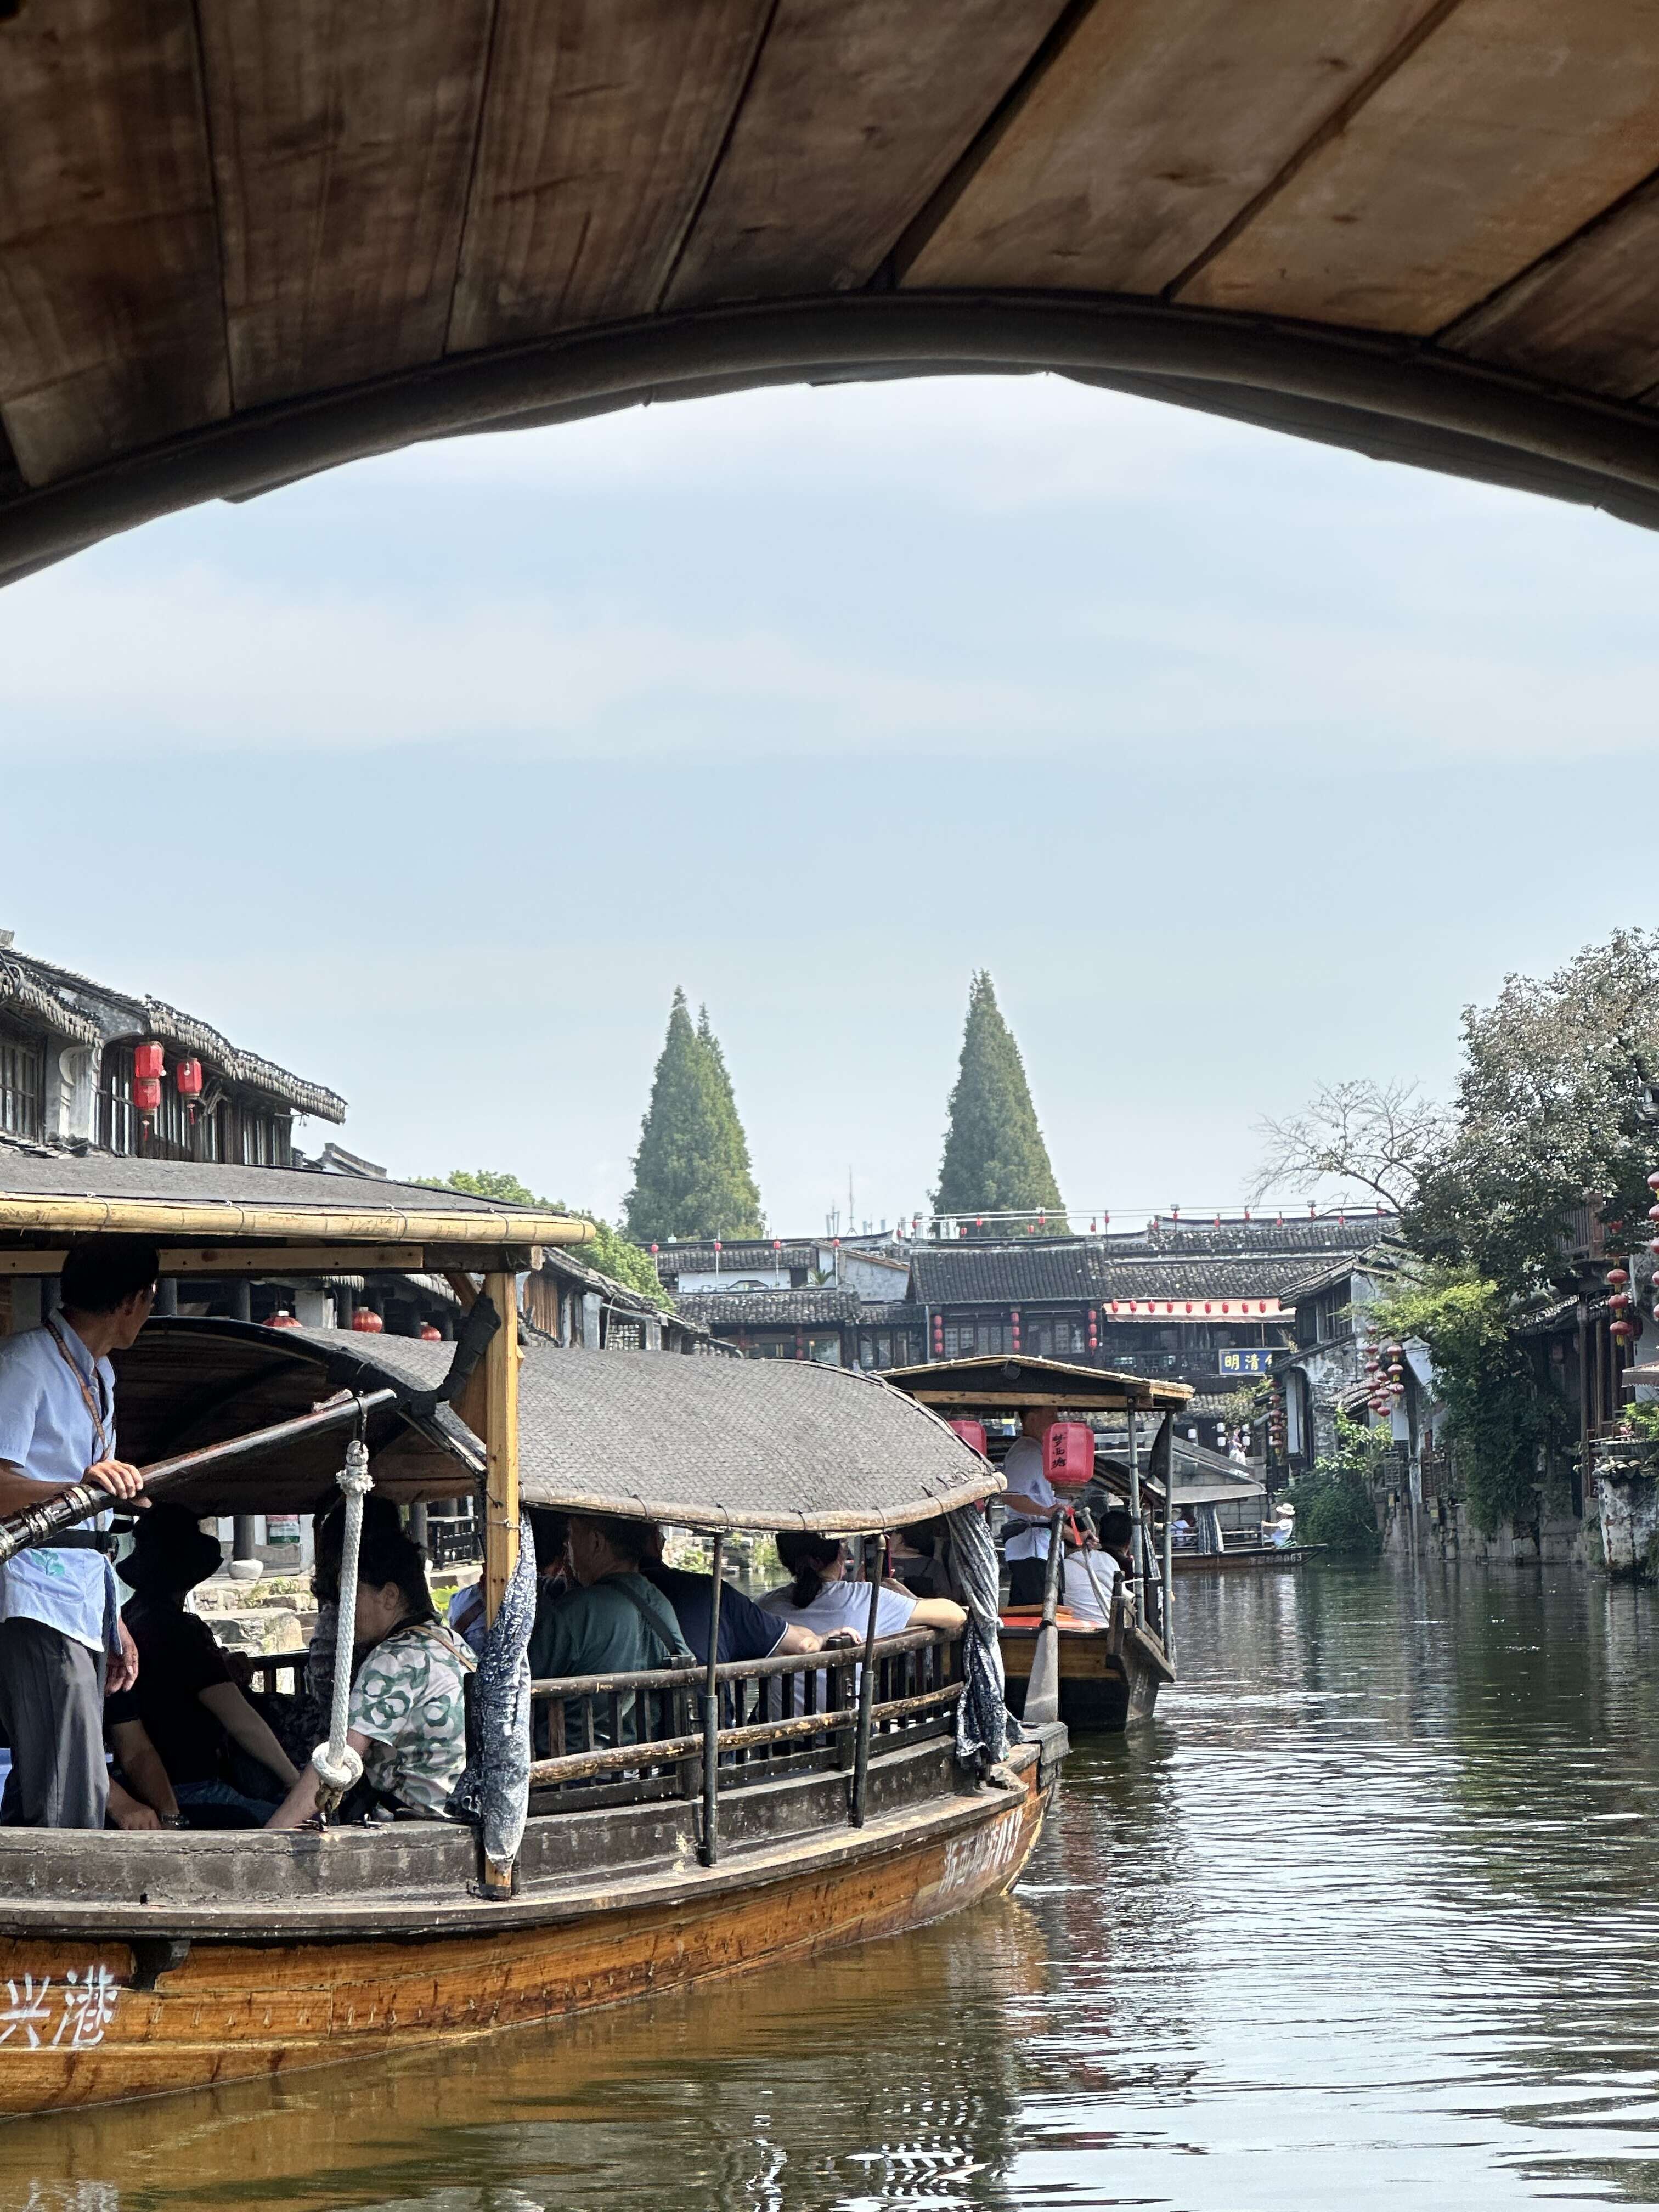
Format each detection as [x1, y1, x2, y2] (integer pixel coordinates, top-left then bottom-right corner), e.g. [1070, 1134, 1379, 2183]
[312, 1431, 371, 1806]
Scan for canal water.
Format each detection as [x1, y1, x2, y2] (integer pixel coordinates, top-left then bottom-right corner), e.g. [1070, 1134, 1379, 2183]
[7, 1561, 1659, 2210]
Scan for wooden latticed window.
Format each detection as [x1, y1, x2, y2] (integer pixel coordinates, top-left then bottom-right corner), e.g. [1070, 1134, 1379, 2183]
[97, 1043, 136, 1154]
[0, 1026, 44, 1139]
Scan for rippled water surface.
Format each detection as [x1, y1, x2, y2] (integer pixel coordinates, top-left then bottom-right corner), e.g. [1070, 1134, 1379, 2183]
[8, 1562, 1659, 2210]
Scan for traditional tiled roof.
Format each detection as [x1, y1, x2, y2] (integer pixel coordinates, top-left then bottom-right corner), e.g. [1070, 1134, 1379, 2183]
[0, 951, 345, 1121]
[910, 1240, 1329, 1307]
[907, 1243, 1099, 1304]
[651, 1240, 818, 1278]
[676, 1289, 863, 1329]
[1094, 1255, 1319, 1301]
[0, 960, 102, 1048]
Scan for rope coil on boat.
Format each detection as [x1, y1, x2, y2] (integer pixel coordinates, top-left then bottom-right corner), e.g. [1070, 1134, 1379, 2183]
[312, 1422, 373, 1813]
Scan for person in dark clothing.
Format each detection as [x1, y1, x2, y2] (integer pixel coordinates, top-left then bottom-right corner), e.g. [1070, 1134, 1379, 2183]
[641, 1551, 825, 1667]
[106, 1504, 299, 1826]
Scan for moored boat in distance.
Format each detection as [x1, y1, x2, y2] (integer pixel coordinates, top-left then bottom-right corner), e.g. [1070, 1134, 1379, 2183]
[0, 1160, 1062, 2115]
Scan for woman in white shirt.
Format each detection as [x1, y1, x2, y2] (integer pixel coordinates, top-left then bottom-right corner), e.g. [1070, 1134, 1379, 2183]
[762, 1533, 966, 1710]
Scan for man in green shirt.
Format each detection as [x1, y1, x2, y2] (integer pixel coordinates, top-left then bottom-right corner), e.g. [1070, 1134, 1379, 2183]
[528, 1513, 692, 1752]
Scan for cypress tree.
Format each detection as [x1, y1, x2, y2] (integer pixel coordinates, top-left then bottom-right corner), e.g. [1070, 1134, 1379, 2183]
[934, 972, 1065, 1227]
[623, 990, 764, 1242]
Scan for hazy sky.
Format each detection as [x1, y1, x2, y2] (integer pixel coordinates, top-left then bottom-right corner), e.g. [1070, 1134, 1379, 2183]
[2, 373, 1653, 1232]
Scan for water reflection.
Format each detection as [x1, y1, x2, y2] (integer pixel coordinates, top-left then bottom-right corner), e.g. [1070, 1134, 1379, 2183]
[6, 1565, 1659, 2209]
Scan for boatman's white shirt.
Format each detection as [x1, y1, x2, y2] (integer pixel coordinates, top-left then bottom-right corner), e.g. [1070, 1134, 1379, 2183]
[0, 1321, 119, 1653]
[1001, 1435, 1056, 1561]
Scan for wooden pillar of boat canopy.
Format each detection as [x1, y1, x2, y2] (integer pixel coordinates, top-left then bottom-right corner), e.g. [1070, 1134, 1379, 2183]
[482, 1269, 521, 1622]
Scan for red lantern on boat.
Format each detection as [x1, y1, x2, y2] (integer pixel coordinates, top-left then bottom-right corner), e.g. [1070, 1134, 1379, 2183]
[266, 1310, 301, 1330]
[133, 1041, 164, 1081]
[351, 1307, 385, 1334]
[949, 1419, 988, 1458]
[419, 1323, 442, 1341]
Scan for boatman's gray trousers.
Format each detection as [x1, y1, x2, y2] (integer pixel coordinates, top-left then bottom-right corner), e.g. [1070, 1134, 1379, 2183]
[0, 1615, 108, 1829]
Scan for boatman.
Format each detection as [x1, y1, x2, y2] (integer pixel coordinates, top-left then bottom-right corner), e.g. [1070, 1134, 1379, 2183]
[1001, 1406, 1059, 1608]
[0, 1238, 157, 1828]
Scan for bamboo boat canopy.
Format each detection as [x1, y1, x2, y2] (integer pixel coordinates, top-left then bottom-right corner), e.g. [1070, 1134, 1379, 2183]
[886, 1354, 1192, 1415]
[107, 1321, 1002, 1530]
[0, 1158, 592, 1257]
[9, 4, 1659, 591]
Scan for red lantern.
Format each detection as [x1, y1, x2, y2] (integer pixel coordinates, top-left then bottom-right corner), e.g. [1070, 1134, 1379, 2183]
[1611, 1319, 1637, 1342]
[175, 1058, 203, 1099]
[133, 1076, 161, 1115]
[351, 1307, 385, 1334]
[419, 1323, 442, 1341]
[1607, 1267, 1630, 1288]
[1648, 1171, 1659, 1192]
[266, 1310, 301, 1330]
[133, 1041, 164, 1081]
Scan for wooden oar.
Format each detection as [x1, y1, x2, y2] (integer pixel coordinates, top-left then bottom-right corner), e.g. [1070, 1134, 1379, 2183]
[0, 1388, 399, 1567]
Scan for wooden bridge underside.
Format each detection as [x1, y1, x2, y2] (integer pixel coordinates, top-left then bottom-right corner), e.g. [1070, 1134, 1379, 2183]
[8, 0, 1659, 581]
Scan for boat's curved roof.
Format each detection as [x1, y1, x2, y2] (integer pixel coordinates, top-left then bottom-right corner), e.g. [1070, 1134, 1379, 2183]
[0, 1155, 589, 1254]
[110, 1319, 1000, 1532]
[7, 6, 1659, 588]
[887, 1354, 1192, 1415]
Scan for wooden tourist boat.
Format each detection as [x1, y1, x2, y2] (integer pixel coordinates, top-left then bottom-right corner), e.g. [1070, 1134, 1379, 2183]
[0, 1160, 1063, 2115]
[887, 1355, 1189, 1733]
[1171, 1542, 1326, 1575]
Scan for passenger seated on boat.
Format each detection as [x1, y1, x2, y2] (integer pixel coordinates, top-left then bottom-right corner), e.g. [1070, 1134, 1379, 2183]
[528, 1514, 693, 1753]
[1059, 1525, 1117, 1627]
[298, 1491, 408, 1757]
[640, 1535, 823, 1668]
[889, 1524, 951, 1600]
[1097, 1510, 1136, 1577]
[267, 1523, 476, 1827]
[104, 1504, 301, 1827]
[450, 1508, 568, 1655]
[761, 1534, 966, 1712]
[1171, 1512, 1198, 1551]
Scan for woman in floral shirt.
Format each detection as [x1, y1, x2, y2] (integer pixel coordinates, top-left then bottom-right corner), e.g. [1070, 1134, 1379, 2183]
[268, 1523, 474, 1826]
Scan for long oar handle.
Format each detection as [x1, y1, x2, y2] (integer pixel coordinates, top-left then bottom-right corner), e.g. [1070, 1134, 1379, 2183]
[0, 1387, 399, 1567]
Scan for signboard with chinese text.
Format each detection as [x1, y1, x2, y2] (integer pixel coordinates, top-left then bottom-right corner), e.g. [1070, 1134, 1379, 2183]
[1218, 1347, 1274, 1376]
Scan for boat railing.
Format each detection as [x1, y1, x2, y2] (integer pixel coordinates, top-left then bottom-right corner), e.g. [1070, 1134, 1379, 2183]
[528, 1627, 962, 1860]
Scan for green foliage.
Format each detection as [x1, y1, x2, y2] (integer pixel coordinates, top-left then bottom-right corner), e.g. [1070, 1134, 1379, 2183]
[935, 972, 1064, 1228]
[419, 1171, 669, 1310]
[1406, 928, 1659, 1296]
[422, 1167, 544, 1208]
[1370, 1269, 1566, 1536]
[1283, 1413, 1387, 1555]
[622, 989, 764, 1244]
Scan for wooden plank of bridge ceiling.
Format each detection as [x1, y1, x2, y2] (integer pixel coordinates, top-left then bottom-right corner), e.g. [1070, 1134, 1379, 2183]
[1446, 177, 1659, 402]
[1180, 0, 1659, 335]
[0, 0, 227, 488]
[664, 0, 1070, 308]
[198, 0, 496, 411]
[447, 0, 773, 354]
[900, 0, 1442, 298]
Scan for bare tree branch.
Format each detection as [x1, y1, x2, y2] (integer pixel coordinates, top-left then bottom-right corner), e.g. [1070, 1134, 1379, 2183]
[1250, 1080, 1446, 1212]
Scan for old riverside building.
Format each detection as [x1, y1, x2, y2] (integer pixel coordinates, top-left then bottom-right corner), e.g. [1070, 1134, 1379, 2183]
[0, 938, 346, 1167]
[667, 1216, 1396, 1444]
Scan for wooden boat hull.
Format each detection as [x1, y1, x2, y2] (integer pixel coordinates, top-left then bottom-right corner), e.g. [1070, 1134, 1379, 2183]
[999, 1622, 1166, 1733]
[0, 1736, 1059, 2116]
[1172, 1544, 1324, 1574]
